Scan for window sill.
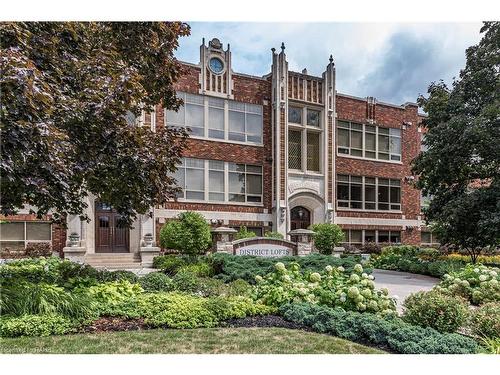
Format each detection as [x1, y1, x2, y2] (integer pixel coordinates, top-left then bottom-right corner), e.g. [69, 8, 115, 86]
[187, 135, 264, 148]
[168, 199, 265, 208]
[336, 208, 403, 214]
[336, 153, 403, 165]
[288, 170, 324, 178]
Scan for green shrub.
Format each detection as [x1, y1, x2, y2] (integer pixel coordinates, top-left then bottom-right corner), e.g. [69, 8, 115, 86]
[279, 303, 479, 354]
[134, 292, 274, 329]
[310, 223, 344, 254]
[169, 270, 202, 294]
[469, 302, 500, 338]
[25, 242, 52, 257]
[210, 253, 370, 284]
[436, 264, 500, 305]
[83, 280, 143, 308]
[253, 261, 395, 313]
[139, 272, 172, 292]
[98, 270, 139, 284]
[479, 337, 500, 354]
[402, 290, 469, 333]
[235, 226, 257, 240]
[371, 246, 466, 278]
[152, 255, 187, 274]
[264, 231, 284, 239]
[0, 314, 74, 338]
[0, 281, 96, 321]
[178, 262, 213, 277]
[159, 212, 211, 255]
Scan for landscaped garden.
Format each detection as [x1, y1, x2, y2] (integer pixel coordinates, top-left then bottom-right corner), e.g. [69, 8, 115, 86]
[1, 248, 498, 354]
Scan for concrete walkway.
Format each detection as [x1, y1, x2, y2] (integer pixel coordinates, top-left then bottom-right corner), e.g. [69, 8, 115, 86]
[372, 269, 439, 313]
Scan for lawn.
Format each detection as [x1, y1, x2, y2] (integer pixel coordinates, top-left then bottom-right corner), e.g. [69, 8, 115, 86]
[0, 327, 385, 354]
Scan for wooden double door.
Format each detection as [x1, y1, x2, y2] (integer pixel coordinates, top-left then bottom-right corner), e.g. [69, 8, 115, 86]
[290, 206, 311, 230]
[95, 202, 129, 253]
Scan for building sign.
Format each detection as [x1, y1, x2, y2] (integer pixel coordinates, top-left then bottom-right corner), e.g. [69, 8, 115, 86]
[233, 241, 296, 257]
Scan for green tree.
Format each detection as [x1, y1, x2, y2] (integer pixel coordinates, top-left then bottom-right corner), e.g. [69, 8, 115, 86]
[310, 223, 344, 255]
[159, 212, 212, 256]
[0, 22, 190, 226]
[413, 22, 500, 263]
[235, 226, 257, 240]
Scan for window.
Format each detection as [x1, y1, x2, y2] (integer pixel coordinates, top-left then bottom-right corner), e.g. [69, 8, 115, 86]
[173, 158, 263, 205]
[208, 160, 225, 201]
[185, 93, 205, 137]
[288, 130, 302, 170]
[306, 131, 320, 171]
[166, 92, 263, 144]
[289, 106, 302, 124]
[341, 229, 401, 245]
[337, 174, 401, 211]
[0, 221, 51, 250]
[336, 121, 402, 162]
[342, 229, 401, 245]
[185, 158, 205, 200]
[208, 97, 224, 139]
[307, 109, 320, 127]
[420, 191, 433, 210]
[421, 231, 440, 246]
[288, 104, 322, 173]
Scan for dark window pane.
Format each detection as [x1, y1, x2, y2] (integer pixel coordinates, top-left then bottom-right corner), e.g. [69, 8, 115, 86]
[289, 106, 302, 124]
[337, 183, 349, 201]
[378, 231, 390, 243]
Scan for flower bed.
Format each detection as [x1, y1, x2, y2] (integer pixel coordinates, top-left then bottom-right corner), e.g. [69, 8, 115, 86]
[253, 262, 396, 314]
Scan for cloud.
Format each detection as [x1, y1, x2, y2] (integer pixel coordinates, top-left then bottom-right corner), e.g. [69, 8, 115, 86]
[174, 22, 482, 105]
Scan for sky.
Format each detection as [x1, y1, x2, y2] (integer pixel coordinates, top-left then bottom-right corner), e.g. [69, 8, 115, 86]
[174, 22, 483, 105]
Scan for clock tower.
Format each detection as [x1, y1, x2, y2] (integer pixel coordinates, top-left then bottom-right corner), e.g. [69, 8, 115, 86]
[199, 38, 234, 99]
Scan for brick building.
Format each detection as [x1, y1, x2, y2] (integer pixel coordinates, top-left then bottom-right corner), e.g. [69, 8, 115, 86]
[0, 37, 437, 262]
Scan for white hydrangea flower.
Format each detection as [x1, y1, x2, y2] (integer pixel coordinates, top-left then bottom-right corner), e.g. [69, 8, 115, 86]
[350, 274, 360, 283]
[310, 272, 322, 283]
[479, 275, 488, 282]
[489, 271, 498, 278]
[283, 274, 291, 282]
[255, 275, 263, 283]
[275, 262, 286, 272]
[325, 265, 333, 273]
[361, 273, 369, 279]
[473, 268, 480, 273]
[368, 275, 375, 280]
[337, 266, 345, 272]
[354, 264, 363, 274]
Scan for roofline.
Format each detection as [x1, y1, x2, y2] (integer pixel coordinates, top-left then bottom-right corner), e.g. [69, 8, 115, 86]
[336, 92, 418, 110]
[178, 60, 269, 81]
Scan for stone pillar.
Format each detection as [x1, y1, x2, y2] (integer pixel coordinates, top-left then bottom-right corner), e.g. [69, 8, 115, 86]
[63, 214, 86, 263]
[211, 226, 237, 254]
[288, 229, 315, 256]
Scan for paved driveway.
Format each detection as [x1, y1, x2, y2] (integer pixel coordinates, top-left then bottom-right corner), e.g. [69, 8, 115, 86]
[372, 269, 439, 313]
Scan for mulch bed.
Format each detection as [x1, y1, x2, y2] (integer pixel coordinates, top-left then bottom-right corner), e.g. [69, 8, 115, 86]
[81, 317, 146, 333]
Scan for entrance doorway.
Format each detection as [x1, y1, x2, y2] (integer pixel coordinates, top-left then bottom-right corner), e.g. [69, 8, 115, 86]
[290, 206, 311, 230]
[95, 202, 129, 253]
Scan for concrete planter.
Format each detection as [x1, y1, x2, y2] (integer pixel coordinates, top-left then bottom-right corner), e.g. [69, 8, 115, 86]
[140, 246, 160, 268]
[63, 246, 86, 263]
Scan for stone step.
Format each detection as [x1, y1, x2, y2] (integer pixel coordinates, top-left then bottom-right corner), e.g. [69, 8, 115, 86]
[85, 254, 140, 261]
[90, 263, 144, 270]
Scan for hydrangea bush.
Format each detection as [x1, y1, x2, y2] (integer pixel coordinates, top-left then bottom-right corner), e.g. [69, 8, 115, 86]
[252, 261, 396, 314]
[436, 264, 500, 305]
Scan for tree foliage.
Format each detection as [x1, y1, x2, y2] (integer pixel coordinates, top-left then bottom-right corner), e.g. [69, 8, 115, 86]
[0, 22, 190, 226]
[413, 22, 500, 262]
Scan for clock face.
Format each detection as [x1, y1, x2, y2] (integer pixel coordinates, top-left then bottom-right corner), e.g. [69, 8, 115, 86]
[209, 57, 224, 74]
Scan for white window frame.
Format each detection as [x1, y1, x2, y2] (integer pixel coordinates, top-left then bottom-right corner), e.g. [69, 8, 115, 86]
[421, 231, 440, 246]
[336, 174, 402, 212]
[336, 120, 402, 164]
[0, 221, 52, 249]
[173, 157, 263, 206]
[165, 92, 264, 146]
[288, 104, 323, 174]
[341, 229, 402, 245]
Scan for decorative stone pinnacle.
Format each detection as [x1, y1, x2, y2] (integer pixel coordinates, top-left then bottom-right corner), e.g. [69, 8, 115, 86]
[271, 47, 276, 53]
[329, 54, 334, 63]
[281, 42, 285, 52]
